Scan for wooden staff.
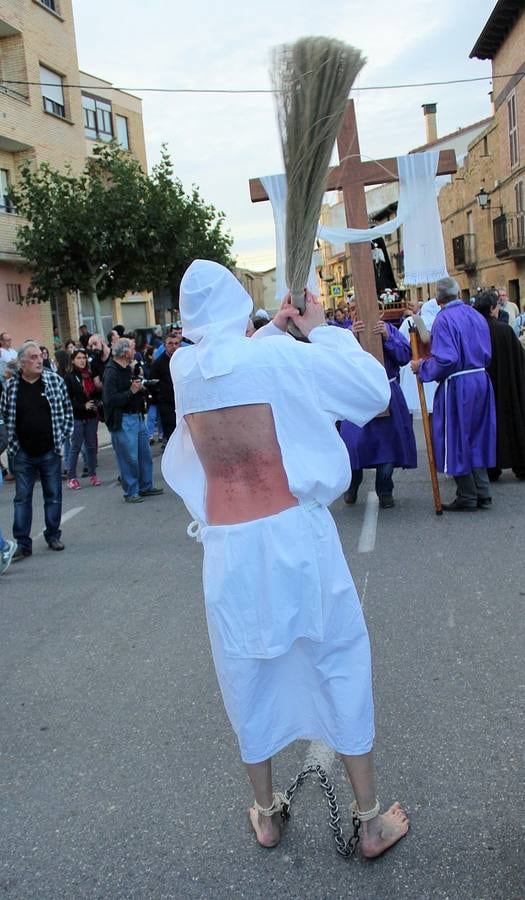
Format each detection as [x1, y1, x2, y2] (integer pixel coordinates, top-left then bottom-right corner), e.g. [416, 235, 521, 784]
[409, 326, 442, 515]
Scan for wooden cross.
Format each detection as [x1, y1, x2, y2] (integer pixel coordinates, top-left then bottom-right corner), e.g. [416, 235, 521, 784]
[249, 99, 457, 362]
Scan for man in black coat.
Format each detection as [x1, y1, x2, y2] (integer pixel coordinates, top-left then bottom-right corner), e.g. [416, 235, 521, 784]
[149, 333, 181, 443]
[474, 291, 525, 481]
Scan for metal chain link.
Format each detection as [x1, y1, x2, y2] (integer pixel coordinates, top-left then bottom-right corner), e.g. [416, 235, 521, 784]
[280, 764, 361, 857]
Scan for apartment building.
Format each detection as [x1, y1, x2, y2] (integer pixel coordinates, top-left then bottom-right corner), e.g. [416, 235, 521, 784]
[0, 0, 153, 348]
[440, 0, 524, 304]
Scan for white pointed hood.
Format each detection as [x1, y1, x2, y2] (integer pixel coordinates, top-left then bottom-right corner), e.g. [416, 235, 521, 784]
[179, 260, 252, 379]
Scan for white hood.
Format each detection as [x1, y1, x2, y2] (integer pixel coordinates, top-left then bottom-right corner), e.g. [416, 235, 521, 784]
[179, 260, 252, 379]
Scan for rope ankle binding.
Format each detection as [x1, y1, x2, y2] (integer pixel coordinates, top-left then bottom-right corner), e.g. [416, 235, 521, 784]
[254, 791, 289, 817]
[351, 798, 380, 822]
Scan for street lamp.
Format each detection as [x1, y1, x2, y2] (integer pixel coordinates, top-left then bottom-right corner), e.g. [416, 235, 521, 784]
[476, 187, 490, 209]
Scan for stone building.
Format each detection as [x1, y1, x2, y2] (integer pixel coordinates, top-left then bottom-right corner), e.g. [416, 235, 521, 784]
[0, 0, 154, 348]
[440, 0, 525, 305]
[235, 266, 280, 315]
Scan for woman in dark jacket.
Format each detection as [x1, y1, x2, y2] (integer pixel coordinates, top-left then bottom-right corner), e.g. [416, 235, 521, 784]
[64, 349, 102, 489]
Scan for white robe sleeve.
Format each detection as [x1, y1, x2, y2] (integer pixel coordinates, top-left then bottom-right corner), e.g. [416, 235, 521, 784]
[308, 325, 390, 426]
[251, 321, 292, 339]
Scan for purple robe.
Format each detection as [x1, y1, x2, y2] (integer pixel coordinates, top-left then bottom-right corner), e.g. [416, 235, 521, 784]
[340, 324, 417, 469]
[418, 301, 496, 475]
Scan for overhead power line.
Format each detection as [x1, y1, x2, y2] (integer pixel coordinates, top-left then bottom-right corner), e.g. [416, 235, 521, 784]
[1, 71, 524, 95]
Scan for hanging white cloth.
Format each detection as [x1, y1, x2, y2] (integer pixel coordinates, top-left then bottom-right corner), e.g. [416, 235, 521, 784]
[264, 151, 448, 299]
[318, 151, 448, 284]
[260, 174, 318, 300]
[396, 153, 448, 284]
[399, 315, 438, 416]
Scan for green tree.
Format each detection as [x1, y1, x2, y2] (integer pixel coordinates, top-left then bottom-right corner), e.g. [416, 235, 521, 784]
[141, 147, 235, 308]
[11, 143, 235, 335]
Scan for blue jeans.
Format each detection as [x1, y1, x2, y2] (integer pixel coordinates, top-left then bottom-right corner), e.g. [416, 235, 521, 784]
[68, 418, 98, 477]
[351, 462, 395, 498]
[111, 414, 153, 498]
[0, 468, 7, 549]
[13, 448, 63, 550]
[146, 404, 162, 439]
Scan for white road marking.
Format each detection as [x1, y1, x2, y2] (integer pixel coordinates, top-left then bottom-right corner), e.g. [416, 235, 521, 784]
[34, 506, 84, 541]
[361, 570, 370, 609]
[358, 492, 379, 553]
[60, 506, 85, 524]
[303, 740, 336, 774]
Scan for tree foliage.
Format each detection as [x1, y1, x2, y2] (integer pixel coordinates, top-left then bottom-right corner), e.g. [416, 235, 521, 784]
[11, 143, 235, 330]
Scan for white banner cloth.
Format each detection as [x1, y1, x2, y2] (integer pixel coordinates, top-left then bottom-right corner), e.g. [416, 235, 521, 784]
[263, 151, 448, 300]
[260, 174, 318, 300]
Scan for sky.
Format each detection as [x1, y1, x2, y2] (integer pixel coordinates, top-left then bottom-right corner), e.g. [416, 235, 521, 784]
[72, 0, 498, 271]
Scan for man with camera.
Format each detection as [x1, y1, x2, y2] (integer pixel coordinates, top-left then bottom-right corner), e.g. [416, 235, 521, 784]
[103, 338, 163, 504]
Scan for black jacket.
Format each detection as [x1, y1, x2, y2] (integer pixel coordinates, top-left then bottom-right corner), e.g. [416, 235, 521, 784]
[64, 371, 100, 421]
[102, 358, 145, 432]
[149, 352, 176, 405]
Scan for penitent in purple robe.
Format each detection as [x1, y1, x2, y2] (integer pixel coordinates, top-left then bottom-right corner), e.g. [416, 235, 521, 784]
[340, 324, 417, 469]
[418, 300, 496, 475]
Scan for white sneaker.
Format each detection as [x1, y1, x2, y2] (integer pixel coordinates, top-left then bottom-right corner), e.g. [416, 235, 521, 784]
[0, 539, 16, 575]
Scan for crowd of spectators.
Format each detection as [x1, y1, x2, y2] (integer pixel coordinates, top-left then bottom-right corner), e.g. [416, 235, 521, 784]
[0, 322, 183, 571]
[1, 282, 523, 574]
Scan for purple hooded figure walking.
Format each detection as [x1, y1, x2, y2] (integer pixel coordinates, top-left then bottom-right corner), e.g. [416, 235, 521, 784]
[412, 277, 496, 511]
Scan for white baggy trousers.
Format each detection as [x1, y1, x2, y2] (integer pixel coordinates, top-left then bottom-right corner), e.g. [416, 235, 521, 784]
[200, 501, 374, 764]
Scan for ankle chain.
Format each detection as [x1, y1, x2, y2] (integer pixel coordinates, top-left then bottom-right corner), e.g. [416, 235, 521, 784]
[254, 791, 290, 817]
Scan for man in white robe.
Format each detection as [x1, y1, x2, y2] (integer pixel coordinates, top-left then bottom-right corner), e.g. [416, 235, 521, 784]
[162, 260, 409, 857]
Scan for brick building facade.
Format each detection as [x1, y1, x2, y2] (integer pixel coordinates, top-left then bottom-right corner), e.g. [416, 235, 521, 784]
[0, 0, 153, 349]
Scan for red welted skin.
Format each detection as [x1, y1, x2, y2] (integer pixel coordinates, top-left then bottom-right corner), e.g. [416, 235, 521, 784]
[185, 403, 298, 526]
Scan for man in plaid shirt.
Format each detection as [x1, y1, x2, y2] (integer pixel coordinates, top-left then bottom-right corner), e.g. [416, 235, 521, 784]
[0, 341, 73, 560]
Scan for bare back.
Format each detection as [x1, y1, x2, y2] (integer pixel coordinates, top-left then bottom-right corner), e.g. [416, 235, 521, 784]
[185, 403, 298, 525]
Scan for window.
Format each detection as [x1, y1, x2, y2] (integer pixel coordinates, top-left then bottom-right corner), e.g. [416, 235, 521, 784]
[508, 92, 519, 168]
[82, 94, 113, 142]
[40, 64, 65, 118]
[483, 135, 489, 156]
[516, 180, 524, 214]
[7, 283, 23, 303]
[116, 114, 129, 150]
[40, 0, 57, 10]
[516, 181, 525, 247]
[0, 169, 13, 213]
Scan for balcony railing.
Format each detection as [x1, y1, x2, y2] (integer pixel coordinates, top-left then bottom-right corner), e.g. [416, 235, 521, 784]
[493, 213, 525, 258]
[0, 210, 25, 261]
[42, 96, 65, 118]
[452, 233, 476, 270]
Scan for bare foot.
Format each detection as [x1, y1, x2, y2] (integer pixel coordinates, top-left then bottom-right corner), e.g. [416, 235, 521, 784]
[248, 806, 282, 848]
[359, 802, 409, 859]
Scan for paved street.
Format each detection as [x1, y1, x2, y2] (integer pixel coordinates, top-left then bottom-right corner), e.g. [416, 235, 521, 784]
[1, 427, 523, 900]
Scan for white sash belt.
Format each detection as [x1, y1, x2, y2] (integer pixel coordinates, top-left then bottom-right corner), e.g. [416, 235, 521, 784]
[444, 367, 485, 473]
